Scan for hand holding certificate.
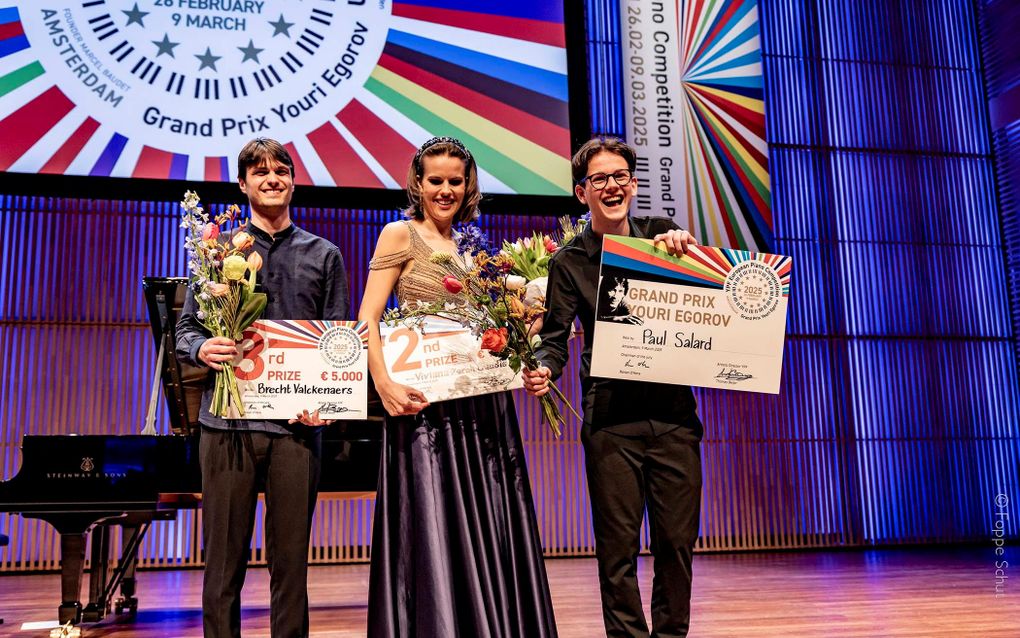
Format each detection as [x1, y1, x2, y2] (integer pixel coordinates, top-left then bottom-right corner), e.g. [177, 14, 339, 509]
[590, 236, 792, 394]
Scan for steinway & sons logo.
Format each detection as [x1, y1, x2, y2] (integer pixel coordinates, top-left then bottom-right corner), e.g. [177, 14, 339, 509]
[45, 456, 127, 480]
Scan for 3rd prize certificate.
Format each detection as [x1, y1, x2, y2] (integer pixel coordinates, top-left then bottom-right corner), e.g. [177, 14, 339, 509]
[381, 318, 523, 402]
[590, 237, 792, 394]
[232, 320, 368, 419]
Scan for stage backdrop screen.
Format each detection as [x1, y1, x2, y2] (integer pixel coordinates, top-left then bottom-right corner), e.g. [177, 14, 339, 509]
[0, 1, 574, 196]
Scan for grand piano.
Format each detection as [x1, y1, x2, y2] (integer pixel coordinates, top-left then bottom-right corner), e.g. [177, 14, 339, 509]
[0, 277, 381, 626]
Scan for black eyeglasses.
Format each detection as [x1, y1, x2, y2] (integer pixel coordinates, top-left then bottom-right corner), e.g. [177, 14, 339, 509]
[581, 169, 633, 190]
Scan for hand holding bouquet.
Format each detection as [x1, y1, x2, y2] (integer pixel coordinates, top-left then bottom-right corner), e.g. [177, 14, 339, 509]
[501, 231, 558, 309]
[180, 191, 268, 417]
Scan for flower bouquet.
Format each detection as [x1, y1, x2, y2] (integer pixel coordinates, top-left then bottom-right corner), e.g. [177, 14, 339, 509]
[180, 191, 268, 417]
[381, 225, 579, 437]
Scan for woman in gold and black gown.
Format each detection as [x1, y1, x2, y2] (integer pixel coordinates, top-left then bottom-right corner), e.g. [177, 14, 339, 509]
[358, 137, 558, 637]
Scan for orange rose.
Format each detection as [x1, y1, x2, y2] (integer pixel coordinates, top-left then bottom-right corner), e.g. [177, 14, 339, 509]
[207, 282, 230, 297]
[480, 327, 509, 353]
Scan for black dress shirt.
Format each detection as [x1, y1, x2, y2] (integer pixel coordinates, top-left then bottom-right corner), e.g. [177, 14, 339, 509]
[176, 222, 350, 434]
[536, 216, 700, 436]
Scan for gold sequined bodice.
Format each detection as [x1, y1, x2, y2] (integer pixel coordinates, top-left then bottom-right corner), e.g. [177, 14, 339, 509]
[368, 221, 468, 306]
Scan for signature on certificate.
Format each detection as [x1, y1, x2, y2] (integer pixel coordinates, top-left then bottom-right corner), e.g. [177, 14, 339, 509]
[715, 368, 753, 382]
[623, 357, 651, 369]
[317, 402, 352, 414]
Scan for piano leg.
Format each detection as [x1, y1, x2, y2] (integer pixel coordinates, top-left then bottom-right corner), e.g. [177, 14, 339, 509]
[82, 524, 112, 623]
[115, 524, 141, 616]
[58, 533, 87, 625]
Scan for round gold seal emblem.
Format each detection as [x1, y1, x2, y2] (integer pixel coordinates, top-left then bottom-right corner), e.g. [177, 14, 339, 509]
[723, 260, 782, 321]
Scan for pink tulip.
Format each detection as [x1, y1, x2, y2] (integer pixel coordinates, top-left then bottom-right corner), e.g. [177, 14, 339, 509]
[443, 275, 464, 294]
[544, 237, 558, 253]
[201, 223, 220, 241]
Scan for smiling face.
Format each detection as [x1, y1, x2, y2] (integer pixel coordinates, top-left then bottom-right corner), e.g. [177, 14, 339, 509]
[575, 150, 638, 234]
[239, 157, 294, 217]
[418, 153, 466, 227]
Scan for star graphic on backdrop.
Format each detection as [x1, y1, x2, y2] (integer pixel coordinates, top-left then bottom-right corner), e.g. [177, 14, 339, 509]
[122, 3, 149, 27]
[269, 14, 294, 38]
[195, 47, 222, 71]
[238, 39, 264, 64]
[152, 33, 180, 58]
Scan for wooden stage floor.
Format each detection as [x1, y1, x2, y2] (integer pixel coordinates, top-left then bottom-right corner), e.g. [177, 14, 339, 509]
[0, 547, 1016, 637]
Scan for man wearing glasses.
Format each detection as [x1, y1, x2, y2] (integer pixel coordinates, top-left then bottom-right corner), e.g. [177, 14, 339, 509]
[524, 137, 702, 638]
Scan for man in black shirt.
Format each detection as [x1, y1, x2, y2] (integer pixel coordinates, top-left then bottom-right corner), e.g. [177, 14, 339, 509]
[176, 138, 349, 638]
[524, 137, 701, 638]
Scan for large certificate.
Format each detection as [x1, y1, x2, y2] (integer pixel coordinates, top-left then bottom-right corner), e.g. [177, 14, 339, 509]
[231, 320, 369, 419]
[381, 318, 523, 402]
[590, 236, 792, 394]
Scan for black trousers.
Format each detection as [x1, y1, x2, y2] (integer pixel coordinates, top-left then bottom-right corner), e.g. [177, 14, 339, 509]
[199, 427, 322, 638]
[583, 422, 703, 638]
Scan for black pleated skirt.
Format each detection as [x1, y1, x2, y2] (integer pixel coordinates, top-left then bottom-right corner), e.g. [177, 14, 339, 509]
[367, 392, 558, 638]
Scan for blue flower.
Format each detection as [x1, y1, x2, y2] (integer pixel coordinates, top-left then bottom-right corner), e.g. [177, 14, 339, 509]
[454, 223, 491, 257]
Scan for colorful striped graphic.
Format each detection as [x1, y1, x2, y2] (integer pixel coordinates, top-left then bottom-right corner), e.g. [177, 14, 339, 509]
[0, 6, 28, 58]
[678, 0, 771, 250]
[0, 2, 573, 195]
[0, 85, 74, 171]
[361, 6, 572, 194]
[253, 320, 369, 349]
[601, 235, 791, 296]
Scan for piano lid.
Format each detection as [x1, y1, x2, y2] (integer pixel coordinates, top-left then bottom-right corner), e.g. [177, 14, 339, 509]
[143, 277, 207, 436]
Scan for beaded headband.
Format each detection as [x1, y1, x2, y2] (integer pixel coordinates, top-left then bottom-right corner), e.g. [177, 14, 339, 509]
[413, 136, 473, 172]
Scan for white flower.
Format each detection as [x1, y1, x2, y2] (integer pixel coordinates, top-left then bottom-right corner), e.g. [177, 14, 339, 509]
[505, 275, 526, 291]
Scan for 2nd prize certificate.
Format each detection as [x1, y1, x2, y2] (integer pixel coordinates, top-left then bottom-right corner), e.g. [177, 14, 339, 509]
[232, 320, 368, 419]
[590, 236, 792, 394]
[381, 317, 523, 402]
